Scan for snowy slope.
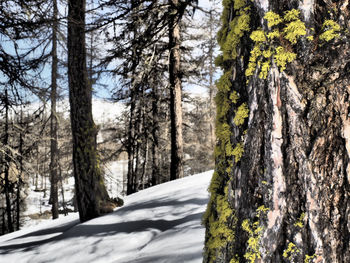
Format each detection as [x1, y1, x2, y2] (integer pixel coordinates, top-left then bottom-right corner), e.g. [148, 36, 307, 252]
[0, 171, 212, 263]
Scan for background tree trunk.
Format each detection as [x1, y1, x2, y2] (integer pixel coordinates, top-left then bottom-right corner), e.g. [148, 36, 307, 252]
[50, 0, 59, 220]
[169, 0, 184, 180]
[204, 1, 350, 262]
[3, 89, 13, 233]
[151, 84, 160, 186]
[68, 0, 110, 222]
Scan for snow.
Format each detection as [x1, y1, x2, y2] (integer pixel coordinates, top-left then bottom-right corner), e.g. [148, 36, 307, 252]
[0, 170, 212, 263]
[16, 98, 125, 125]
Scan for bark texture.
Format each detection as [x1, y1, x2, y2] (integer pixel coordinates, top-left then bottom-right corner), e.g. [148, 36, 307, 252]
[204, 0, 350, 262]
[68, 0, 110, 222]
[169, 0, 184, 180]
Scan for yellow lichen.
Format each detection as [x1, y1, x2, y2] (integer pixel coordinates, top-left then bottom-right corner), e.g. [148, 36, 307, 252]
[207, 193, 237, 255]
[233, 103, 249, 126]
[284, 9, 301, 22]
[256, 205, 269, 217]
[242, 219, 263, 263]
[223, 12, 251, 60]
[232, 143, 244, 162]
[250, 30, 266, 42]
[319, 19, 341, 42]
[241, 206, 269, 263]
[230, 91, 239, 103]
[283, 242, 300, 260]
[234, 0, 246, 10]
[262, 49, 272, 58]
[274, 46, 296, 71]
[205, 2, 251, 261]
[283, 19, 306, 44]
[294, 212, 305, 228]
[267, 29, 280, 40]
[264, 11, 283, 27]
[304, 254, 317, 263]
[259, 60, 270, 79]
[229, 256, 240, 263]
[245, 45, 261, 77]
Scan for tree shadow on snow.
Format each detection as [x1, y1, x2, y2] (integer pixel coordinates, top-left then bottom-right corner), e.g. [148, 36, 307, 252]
[119, 196, 208, 214]
[0, 196, 208, 255]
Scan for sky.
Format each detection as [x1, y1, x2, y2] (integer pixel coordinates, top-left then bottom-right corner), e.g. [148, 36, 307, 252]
[0, 0, 222, 104]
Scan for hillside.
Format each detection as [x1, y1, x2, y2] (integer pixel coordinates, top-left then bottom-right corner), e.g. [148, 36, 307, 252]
[0, 171, 212, 263]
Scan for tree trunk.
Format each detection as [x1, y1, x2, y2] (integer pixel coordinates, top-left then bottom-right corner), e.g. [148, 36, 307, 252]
[126, 86, 137, 195]
[204, 1, 350, 262]
[208, 10, 216, 152]
[3, 89, 13, 233]
[50, 0, 59, 220]
[68, 0, 110, 222]
[16, 109, 23, 231]
[169, 0, 184, 180]
[151, 84, 160, 186]
[126, 0, 139, 195]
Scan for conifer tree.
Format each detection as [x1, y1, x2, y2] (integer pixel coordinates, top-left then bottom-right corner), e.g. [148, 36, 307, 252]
[50, 0, 59, 220]
[68, 0, 111, 222]
[204, 0, 350, 262]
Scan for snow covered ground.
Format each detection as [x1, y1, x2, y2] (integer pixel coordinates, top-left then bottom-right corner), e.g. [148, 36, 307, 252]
[0, 170, 212, 263]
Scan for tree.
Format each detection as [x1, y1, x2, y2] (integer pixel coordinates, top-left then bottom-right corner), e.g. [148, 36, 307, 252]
[67, 0, 112, 222]
[204, 0, 350, 262]
[2, 89, 14, 233]
[50, 0, 59, 220]
[168, 0, 185, 180]
[196, 0, 220, 151]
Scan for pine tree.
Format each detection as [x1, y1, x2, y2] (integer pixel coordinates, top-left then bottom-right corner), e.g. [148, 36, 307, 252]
[67, 0, 112, 222]
[204, 1, 350, 262]
[49, 0, 59, 220]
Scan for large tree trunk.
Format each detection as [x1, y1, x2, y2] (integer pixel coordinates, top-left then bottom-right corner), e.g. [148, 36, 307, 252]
[68, 0, 110, 222]
[169, 0, 184, 180]
[50, 0, 59, 220]
[204, 1, 350, 262]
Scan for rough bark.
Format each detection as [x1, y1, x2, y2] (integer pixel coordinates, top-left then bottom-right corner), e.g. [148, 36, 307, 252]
[169, 0, 184, 180]
[204, 0, 350, 262]
[68, 0, 110, 222]
[50, 0, 59, 220]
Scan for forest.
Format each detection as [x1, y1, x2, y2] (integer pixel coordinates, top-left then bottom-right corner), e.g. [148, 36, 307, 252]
[0, 0, 219, 232]
[1, 0, 350, 263]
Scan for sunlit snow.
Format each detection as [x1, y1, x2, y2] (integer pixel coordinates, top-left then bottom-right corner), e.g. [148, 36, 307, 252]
[0, 171, 212, 263]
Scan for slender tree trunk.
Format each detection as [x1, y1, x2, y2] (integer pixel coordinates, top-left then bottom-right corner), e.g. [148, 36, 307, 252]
[208, 11, 216, 152]
[141, 135, 149, 190]
[126, 0, 140, 195]
[50, 0, 59, 220]
[4, 89, 13, 233]
[68, 0, 110, 222]
[16, 109, 23, 231]
[59, 166, 67, 216]
[169, 0, 184, 180]
[127, 86, 136, 195]
[151, 84, 160, 186]
[204, 1, 350, 262]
